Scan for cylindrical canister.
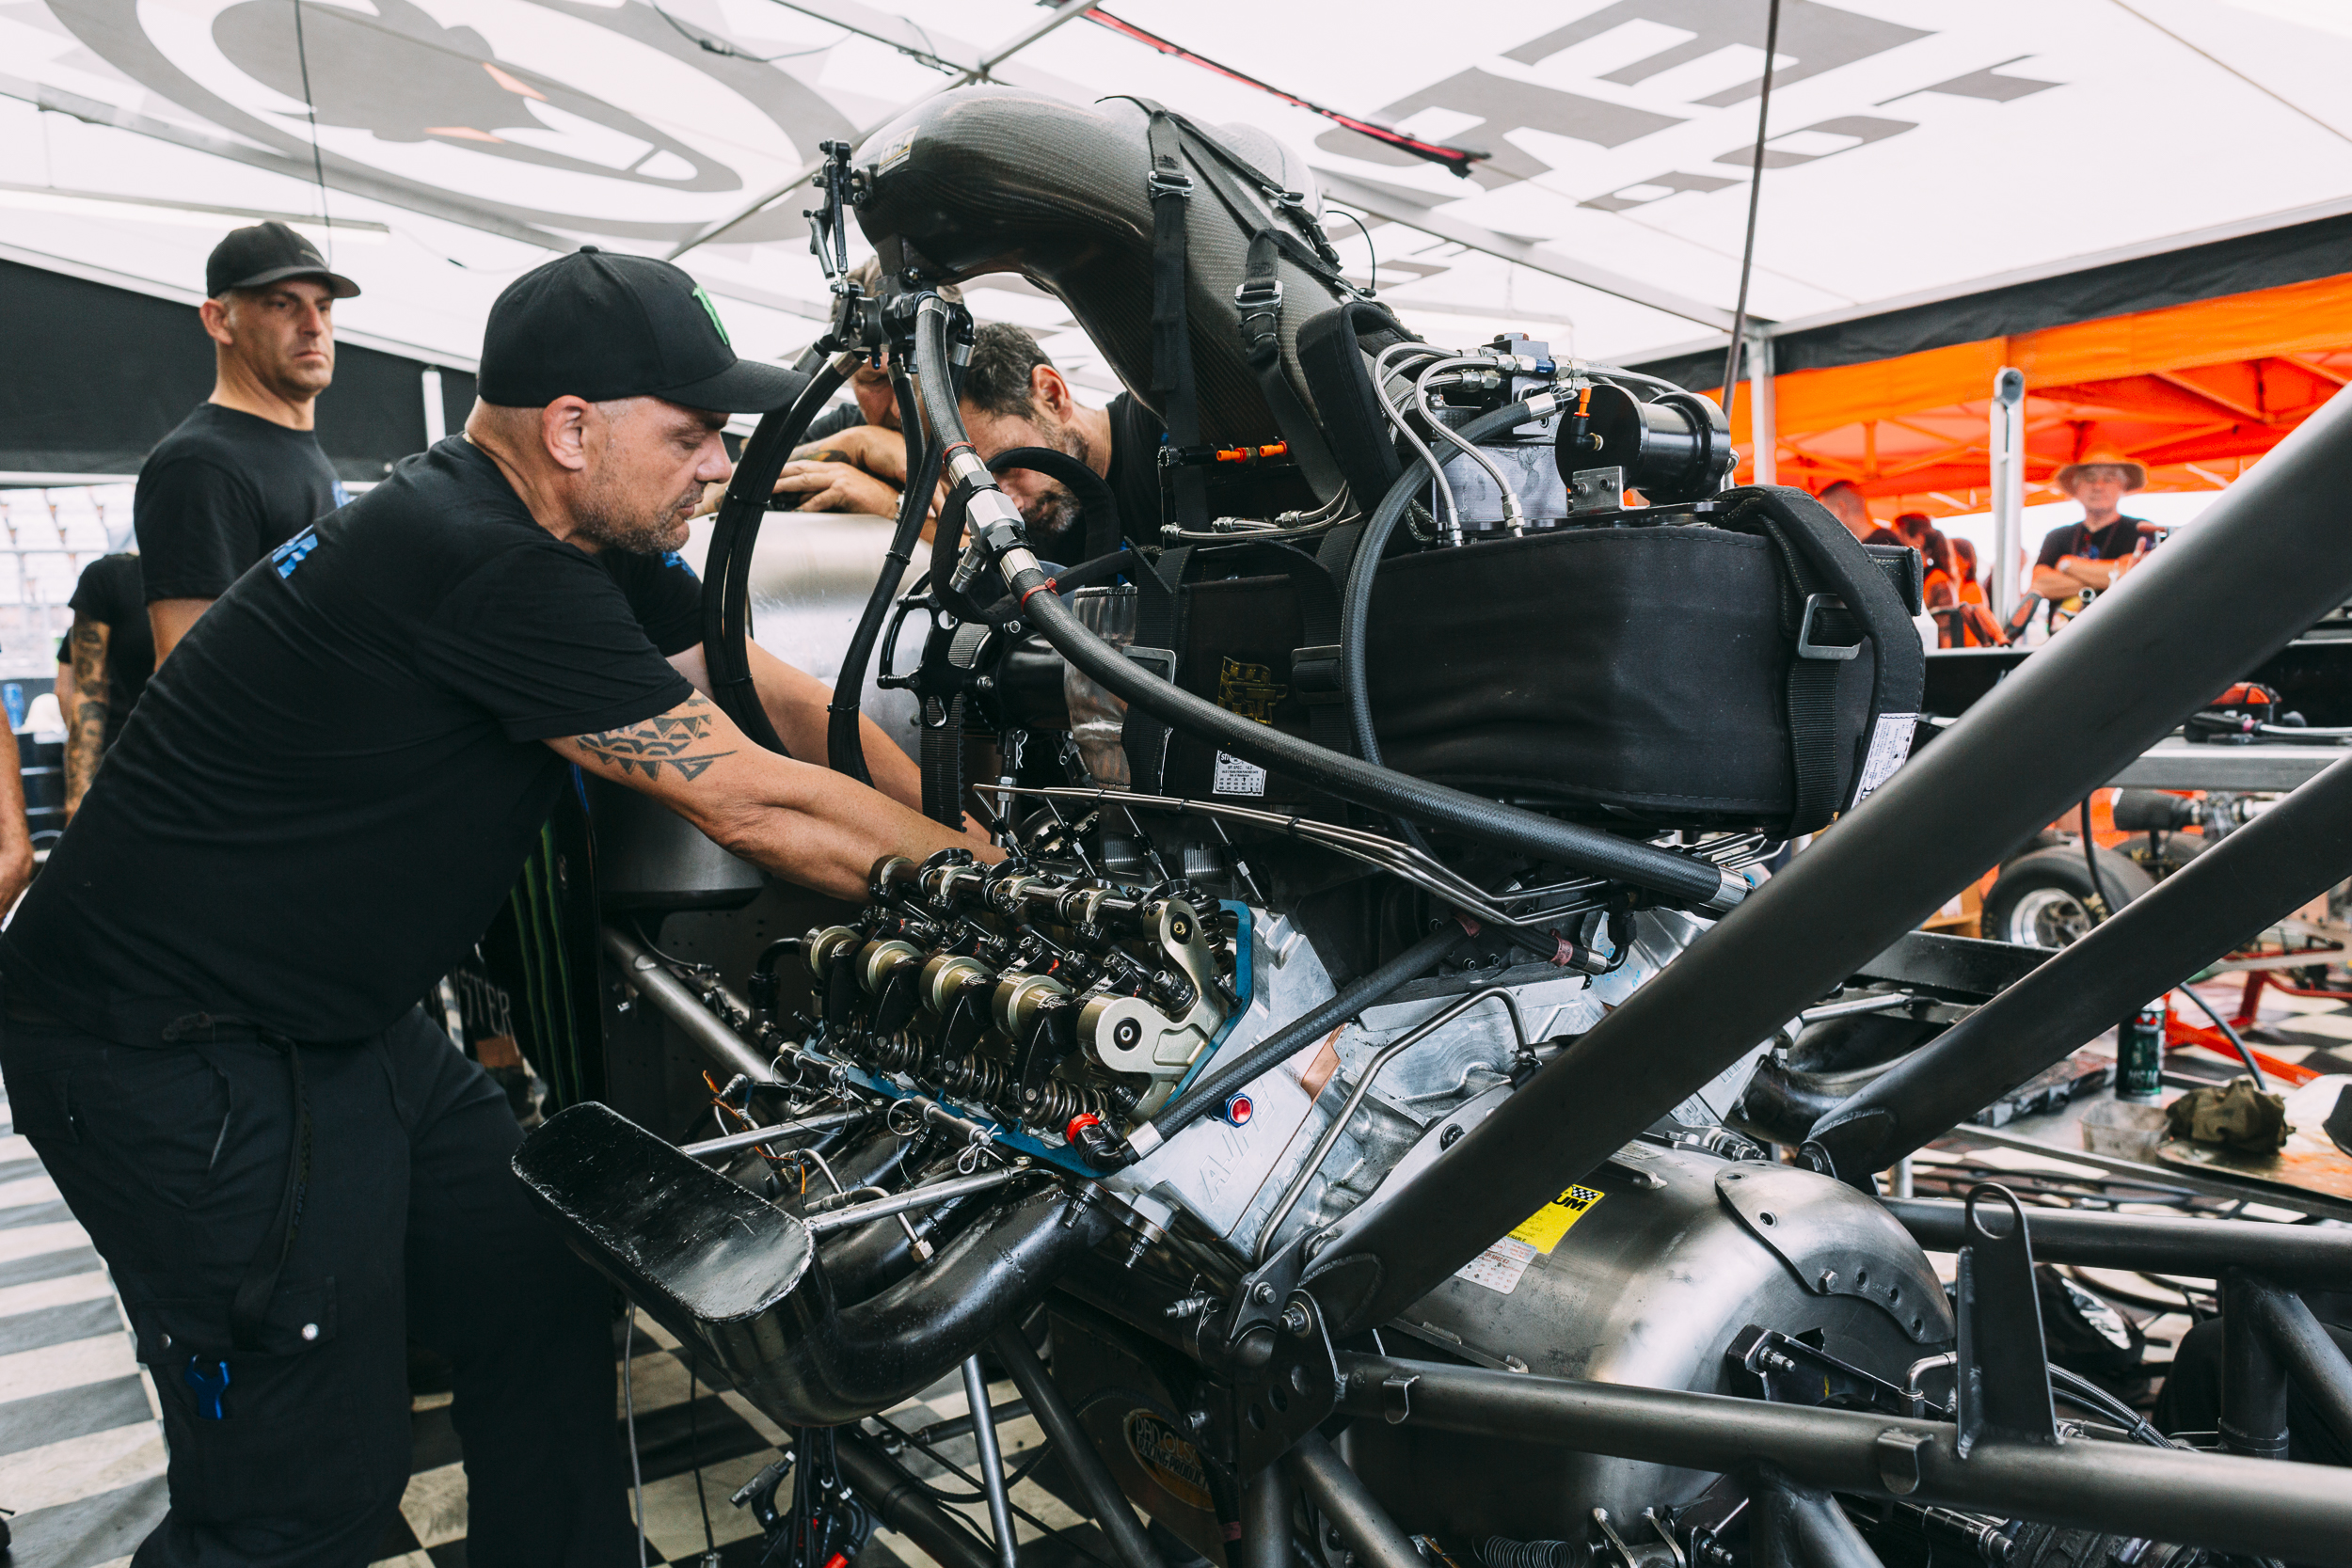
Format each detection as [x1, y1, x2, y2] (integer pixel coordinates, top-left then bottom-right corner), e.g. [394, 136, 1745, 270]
[2117, 994, 2169, 1102]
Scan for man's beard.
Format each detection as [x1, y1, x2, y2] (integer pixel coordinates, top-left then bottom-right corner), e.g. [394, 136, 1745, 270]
[1023, 479, 1085, 555]
[1017, 412, 1095, 557]
[574, 467, 696, 555]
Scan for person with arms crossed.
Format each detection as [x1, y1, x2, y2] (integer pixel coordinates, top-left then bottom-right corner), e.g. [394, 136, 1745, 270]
[0, 248, 984, 1565]
[2031, 447, 2154, 621]
[138, 221, 355, 666]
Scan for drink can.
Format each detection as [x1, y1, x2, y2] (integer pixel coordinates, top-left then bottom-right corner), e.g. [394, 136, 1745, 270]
[2117, 995, 2167, 1102]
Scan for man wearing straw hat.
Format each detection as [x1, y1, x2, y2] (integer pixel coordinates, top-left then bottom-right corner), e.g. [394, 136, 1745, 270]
[2031, 446, 2155, 614]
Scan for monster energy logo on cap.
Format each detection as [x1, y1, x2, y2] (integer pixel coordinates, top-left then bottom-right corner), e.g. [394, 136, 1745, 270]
[693, 284, 730, 346]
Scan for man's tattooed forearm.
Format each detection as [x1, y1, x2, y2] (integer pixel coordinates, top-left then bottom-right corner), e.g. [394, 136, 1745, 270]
[572, 698, 736, 782]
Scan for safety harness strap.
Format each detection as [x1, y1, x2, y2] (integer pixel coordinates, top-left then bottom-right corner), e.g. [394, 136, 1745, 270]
[1132, 100, 1208, 537]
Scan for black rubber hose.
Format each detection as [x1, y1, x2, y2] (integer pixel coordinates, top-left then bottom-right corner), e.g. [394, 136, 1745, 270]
[1149, 924, 1465, 1143]
[910, 304, 1740, 914]
[703, 359, 848, 753]
[931, 446, 1121, 625]
[827, 365, 943, 784]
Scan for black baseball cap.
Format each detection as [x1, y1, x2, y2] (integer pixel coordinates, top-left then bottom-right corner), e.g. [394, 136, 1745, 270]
[478, 247, 807, 413]
[206, 220, 360, 299]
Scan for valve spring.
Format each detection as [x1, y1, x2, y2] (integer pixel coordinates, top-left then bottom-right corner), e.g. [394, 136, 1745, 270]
[931, 1053, 1011, 1106]
[864, 1035, 927, 1075]
[1021, 1078, 1125, 1127]
[1481, 1539, 1581, 1568]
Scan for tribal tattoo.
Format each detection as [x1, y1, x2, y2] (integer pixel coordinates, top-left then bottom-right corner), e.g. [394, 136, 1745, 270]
[571, 695, 737, 782]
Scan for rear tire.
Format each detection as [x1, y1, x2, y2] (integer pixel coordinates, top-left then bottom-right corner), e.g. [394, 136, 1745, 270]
[1981, 845, 2154, 948]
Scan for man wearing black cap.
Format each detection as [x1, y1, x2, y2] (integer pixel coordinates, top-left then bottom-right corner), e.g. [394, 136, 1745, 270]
[0, 247, 984, 1564]
[138, 220, 358, 666]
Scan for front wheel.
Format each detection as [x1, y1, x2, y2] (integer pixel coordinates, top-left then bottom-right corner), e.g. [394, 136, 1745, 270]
[1981, 845, 2155, 948]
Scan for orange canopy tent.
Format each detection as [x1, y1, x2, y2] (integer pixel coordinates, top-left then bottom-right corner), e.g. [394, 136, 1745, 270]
[1636, 212, 2352, 519]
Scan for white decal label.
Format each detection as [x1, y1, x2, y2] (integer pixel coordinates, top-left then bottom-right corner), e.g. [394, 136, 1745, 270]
[1455, 1236, 1539, 1295]
[1851, 712, 1917, 804]
[1213, 752, 1268, 797]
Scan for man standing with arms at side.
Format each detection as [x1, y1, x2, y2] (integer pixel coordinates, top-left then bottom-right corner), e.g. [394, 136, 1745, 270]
[138, 221, 354, 665]
[62, 551, 152, 818]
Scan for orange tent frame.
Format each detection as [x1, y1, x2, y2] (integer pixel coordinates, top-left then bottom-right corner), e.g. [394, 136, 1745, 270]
[1707, 272, 2352, 517]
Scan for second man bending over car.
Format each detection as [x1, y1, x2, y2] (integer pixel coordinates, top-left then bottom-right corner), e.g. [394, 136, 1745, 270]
[957, 323, 1167, 553]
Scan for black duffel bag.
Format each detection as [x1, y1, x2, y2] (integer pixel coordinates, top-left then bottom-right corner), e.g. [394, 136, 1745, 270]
[1359, 486, 1925, 836]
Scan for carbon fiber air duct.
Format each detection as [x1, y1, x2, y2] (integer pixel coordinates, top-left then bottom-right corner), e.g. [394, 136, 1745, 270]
[850, 86, 1348, 449]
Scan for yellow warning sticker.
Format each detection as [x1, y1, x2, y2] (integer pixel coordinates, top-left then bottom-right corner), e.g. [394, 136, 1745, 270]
[1506, 1184, 1605, 1254]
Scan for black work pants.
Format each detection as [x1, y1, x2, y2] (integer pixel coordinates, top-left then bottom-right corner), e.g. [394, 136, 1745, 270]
[0, 1006, 635, 1567]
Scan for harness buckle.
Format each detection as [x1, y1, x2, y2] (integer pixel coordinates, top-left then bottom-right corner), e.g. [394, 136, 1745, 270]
[1147, 168, 1194, 198]
[1796, 593, 1864, 661]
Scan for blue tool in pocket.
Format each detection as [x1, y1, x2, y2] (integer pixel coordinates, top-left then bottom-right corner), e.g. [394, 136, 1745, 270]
[183, 1355, 231, 1419]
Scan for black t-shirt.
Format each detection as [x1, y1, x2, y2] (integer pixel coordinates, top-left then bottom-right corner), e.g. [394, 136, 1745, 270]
[65, 553, 152, 752]
[803, 402, 867, 445]
[1104, 392, 1168, 546]
[2037, 516, 2148, 569]
[135, 404, 349, 603]
[3, 436, 701, 1044]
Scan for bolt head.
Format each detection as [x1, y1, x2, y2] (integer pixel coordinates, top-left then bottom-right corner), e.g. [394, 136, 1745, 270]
[1819, 1269, 1839, 1291]
[1250, 1281, 1277, 1304]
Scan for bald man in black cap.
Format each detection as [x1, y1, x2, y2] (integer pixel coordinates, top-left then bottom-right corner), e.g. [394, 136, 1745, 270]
[0, 247, 989, 1565]
[139, 221, 360, 665]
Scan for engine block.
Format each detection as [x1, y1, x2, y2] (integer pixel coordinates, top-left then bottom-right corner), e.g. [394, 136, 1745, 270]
[795, 854, 1246, 1162]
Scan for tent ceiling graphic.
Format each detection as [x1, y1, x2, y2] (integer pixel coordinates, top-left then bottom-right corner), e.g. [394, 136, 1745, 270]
[1, 0, 2348, 412]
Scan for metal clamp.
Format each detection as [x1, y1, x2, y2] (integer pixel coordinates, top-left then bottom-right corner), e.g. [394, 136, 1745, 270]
[1796, 594, 1863, 661]
[1123, 644, 1179, 682]
[1873, 1429, 1929, 1495]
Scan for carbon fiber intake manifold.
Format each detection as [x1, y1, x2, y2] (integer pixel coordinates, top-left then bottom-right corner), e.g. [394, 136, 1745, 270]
[853, 86, 1349, 451]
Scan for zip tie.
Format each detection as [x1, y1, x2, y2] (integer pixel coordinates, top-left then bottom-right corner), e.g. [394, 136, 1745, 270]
[1017, 576, 1060, 609]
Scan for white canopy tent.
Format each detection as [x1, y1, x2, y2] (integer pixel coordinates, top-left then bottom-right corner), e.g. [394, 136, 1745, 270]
[3, 0, 2348, 385]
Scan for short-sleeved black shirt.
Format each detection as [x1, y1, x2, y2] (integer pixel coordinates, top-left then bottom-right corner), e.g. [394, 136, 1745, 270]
[1104, 392, 1168, 546]
[65, 553, 152, 752]
[2037, 516, 2148, 569]
[135, 404, 349, 603]
[3, 436, 701, 1044]
[802, 402, 868, 446]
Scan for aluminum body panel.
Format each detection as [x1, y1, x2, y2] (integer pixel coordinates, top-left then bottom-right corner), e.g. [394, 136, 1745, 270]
[1350, 1145, 1951, 1541]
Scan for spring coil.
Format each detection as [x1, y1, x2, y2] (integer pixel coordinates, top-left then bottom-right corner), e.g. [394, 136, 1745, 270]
[1020, 1078, 1129, 1127]
[930, 1053, 1012, 1107]
[1480, 1539, 1583, 1568]
[1481, 1539, 1583, 1568]
[864, 1035, 927, 1075]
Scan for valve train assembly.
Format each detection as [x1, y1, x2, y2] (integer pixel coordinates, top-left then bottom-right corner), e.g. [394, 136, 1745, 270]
[514, 87, 2352, 1568]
